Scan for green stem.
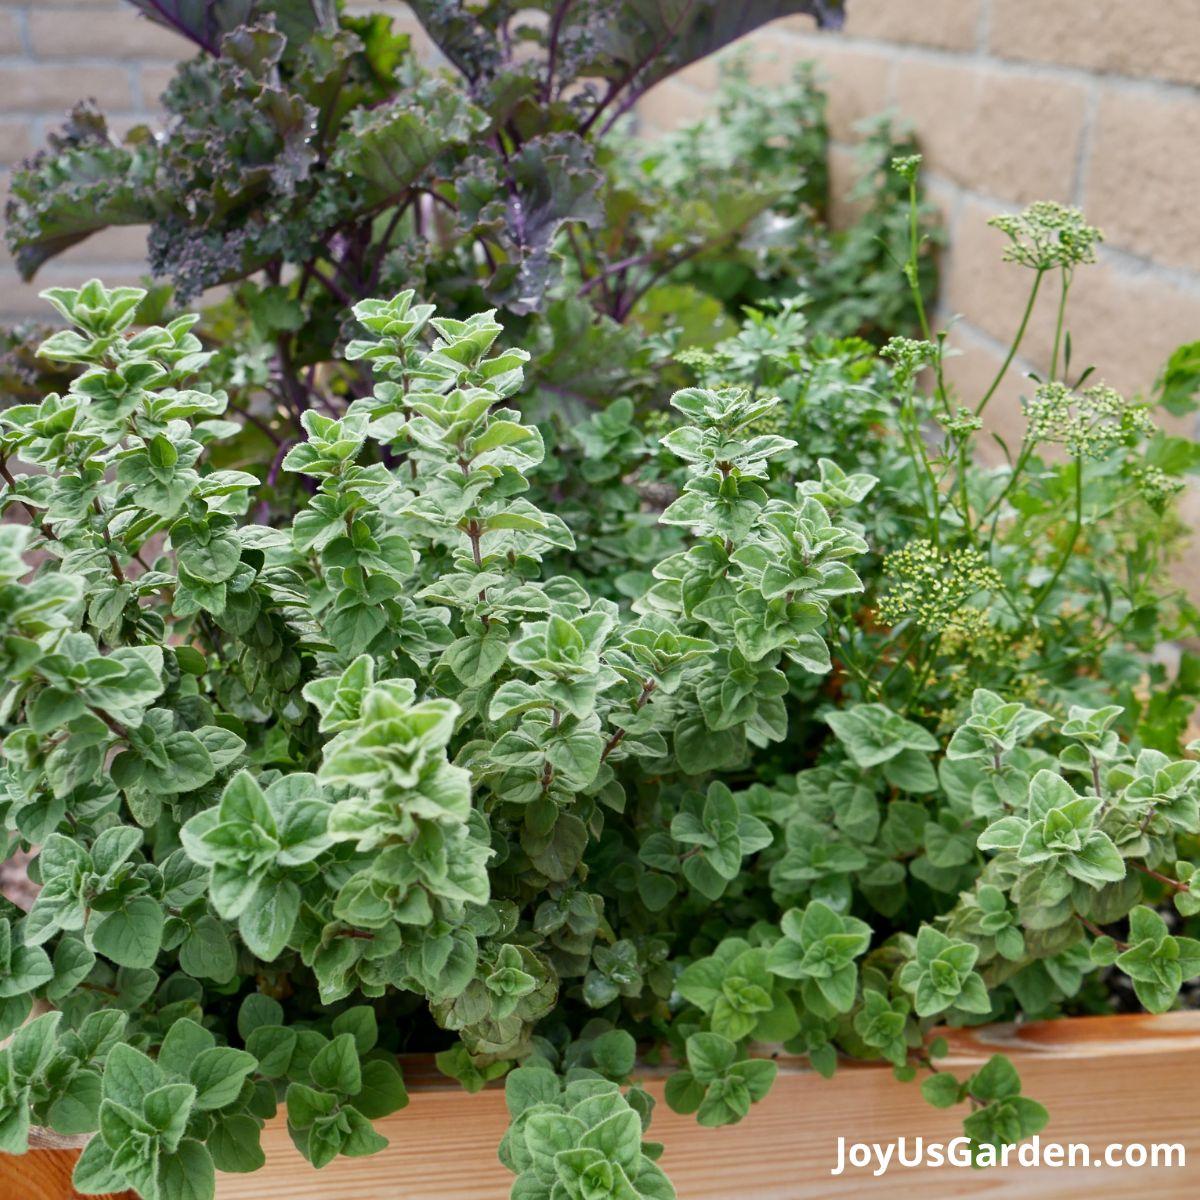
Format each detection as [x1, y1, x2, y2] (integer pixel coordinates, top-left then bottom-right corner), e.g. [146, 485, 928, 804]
[975, 269, 1044, 417]
[836, 649, 872, 693]
[877, 626, 925, 695]
[1009, 612, 1132, 677]
[901, 633, 942, 714]
[897, 379, 942, 549]
[898, 178, 973, 544]
[861, 619, 910, 680]
[901, 174, 939, 355]
[981, 438, 1035, 527]
[1023, 454, 1084, 630]
[1049, 268, 1071, 382]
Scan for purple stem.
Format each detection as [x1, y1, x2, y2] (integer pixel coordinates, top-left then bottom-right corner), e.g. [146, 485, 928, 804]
[256, 437, 297, 525]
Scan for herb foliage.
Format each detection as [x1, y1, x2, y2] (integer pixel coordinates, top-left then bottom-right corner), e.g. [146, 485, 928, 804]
[0, 14, 1199, 1197]
[4, 0, 933, 436]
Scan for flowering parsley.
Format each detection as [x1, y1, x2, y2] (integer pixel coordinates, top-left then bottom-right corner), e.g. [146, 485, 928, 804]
[989, 202, 1103, 270]
[876, 539, 1002, 635]
[941, 406, 983, 439]
[881, 336, 936, 386]
[1128, 463, 1185, 511]
[1025, 381, 1154, 459]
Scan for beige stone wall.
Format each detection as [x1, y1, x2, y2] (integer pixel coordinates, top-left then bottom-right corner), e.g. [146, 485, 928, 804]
[641, 0, 1200, 462]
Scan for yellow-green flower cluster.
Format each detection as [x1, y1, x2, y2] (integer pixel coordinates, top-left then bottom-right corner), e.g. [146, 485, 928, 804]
[936, 654, 1048, 719]
[1025, 381, 1154, 459]
[881, 336, 936, 386]
[674, 347, 719, 374]
[941, 406, 983, 439]
[877, 538, 1002, 634]
[1129, 463, 1185, 510]
[941, 621, 1040, 670]
[989, 202, 1102, 270]
[641, 409, 675, 439]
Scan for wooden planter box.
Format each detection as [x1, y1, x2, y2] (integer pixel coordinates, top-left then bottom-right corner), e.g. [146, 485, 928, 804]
[15, 1012, 1200, 1200]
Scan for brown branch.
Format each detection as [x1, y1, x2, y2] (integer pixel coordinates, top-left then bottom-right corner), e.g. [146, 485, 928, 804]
[89, 706, 129, 740]
[1132, 862, 1188, 892]
[92, 497, 125, 583]
[1077, 913, 1128, 950]
[601, 679, 657, 761]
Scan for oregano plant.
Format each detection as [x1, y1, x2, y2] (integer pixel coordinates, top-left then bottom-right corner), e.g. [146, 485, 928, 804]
[0, 275, 862, 1197]
[0, 175, 1198, 1195]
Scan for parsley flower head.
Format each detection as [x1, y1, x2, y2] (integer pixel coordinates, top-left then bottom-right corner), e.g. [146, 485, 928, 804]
[881, 336, 936, 386]
[1025, 381, 1154, 459]
[941, 406, 983, 440]
[1129, 463, 1184, 510]
[877, 539, 1001, 635]
[989, 202, 1102, 270]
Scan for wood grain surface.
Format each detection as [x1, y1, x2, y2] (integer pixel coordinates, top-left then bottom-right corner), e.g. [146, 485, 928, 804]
[3, 1147, 133, 1200]
[9, 1013, 1199, 1200]
[219, 1012, 1200, 1200]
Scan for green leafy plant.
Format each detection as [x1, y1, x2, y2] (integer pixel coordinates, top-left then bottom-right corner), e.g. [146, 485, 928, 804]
[0, 273, 866, 1197]
[498, 1064, 670, 1200]
[599, 60, 938, 342]
[1, 164, 1198, 1198]
[4, 0, 938, 438]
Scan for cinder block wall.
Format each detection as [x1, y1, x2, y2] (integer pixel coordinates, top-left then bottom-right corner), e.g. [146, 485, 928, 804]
[642, 0, 1200, 458]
